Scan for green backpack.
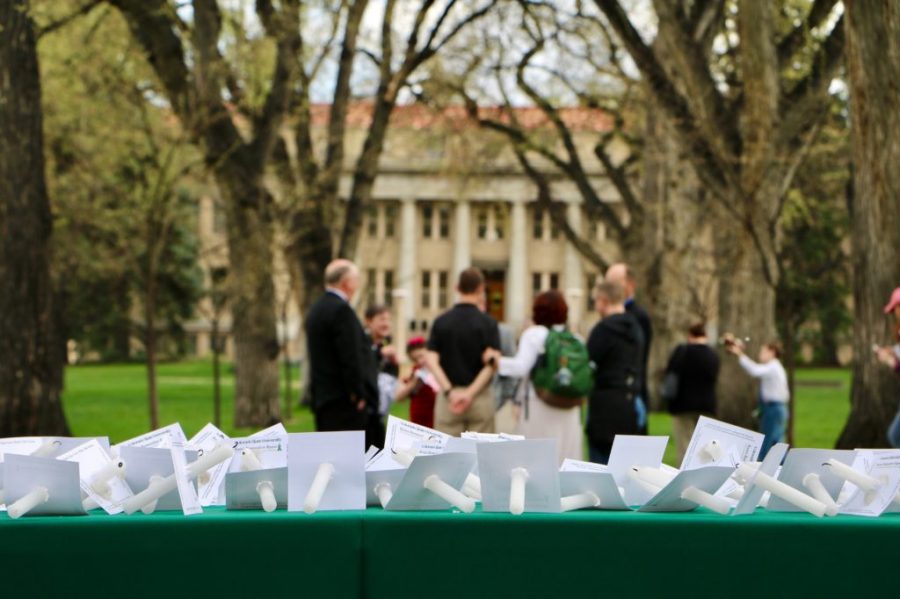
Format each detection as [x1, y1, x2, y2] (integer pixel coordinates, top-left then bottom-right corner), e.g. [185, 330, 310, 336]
[531, 329, 594, 407]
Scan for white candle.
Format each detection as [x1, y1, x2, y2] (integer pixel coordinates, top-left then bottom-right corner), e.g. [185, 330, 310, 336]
[699, 440, 723, 463]
[241, 449, 263, 472]
[630, 466, 676, 489]
[122, 474, 176, 515]
[680, 486, 731, 515]
[90, 459, 126, 497]
[374, 482, 393, 508]
[303, 462, 335, 514]
[824, 459, 882, 493]
[256, 481, 277, 513]
[423, 474, 475, 513]
[736, 464, 826, 517]
[462, 473, 482, 499]
[726, 486, 745, 500]
[30, 440, 61, 458]
[391, 446, 417, 468]
[802, 474, 839, 517]
[7, 486, 50, 519]
[560, 491, 600, 512]
[187, 444, 234, 478]
[509, 467, 529, 515]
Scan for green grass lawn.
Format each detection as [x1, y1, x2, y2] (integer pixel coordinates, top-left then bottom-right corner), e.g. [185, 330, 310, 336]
[63, 359, 851, 465]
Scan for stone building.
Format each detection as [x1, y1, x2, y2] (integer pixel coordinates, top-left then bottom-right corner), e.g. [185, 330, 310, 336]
[188, 103, 631, 359]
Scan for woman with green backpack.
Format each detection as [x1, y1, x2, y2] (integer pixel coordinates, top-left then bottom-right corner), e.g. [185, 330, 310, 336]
[483, 290, 592, 464]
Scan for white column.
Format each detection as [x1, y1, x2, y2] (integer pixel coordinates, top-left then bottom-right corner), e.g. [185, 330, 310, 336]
[398, 198, 417, 326]
[564, 202, 584, 327]
[453, 200, 471, 278]
[506, 200, 528, 330]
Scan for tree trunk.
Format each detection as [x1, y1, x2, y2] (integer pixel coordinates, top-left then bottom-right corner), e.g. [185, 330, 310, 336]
[281, 301, 293, 421]
[0, 0, 69, 436]
[219, 172, 281, 427]
[638, 103, 718, 410]
[145, 276, 159, 430]
[837, 0, 900, 448]
[211, 316, 222, 428]
[714, 219, 778, 429]
[289, 203, 333, 312]
[781, 317, 797, 445]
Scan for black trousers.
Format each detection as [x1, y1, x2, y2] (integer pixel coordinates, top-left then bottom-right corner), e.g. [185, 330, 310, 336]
[314, 400, 385, 450]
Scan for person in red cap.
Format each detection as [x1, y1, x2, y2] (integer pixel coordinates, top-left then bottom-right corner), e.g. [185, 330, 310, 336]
[394, 337, 439, 428]
[876, 287, 900, 447]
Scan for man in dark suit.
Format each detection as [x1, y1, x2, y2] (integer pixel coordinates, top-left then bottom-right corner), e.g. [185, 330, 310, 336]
[305, 259, 383, 448]
[606, 263, 652, 434]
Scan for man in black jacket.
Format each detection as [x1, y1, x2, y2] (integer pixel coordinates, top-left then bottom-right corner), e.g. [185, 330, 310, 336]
[586, 280, 645, 464]
[606, 263, 652, 434]
[305, 259, 383, 448]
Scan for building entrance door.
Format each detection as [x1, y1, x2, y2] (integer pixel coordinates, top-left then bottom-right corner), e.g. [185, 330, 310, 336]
[483, 270, 505, 322]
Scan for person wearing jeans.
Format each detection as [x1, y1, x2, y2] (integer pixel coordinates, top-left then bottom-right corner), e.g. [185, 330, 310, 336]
[877, 286, 900, 446]
[726, 337, 790, 459]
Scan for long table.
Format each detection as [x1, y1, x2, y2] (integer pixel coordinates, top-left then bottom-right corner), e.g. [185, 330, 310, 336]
[4, 507, 898, 597]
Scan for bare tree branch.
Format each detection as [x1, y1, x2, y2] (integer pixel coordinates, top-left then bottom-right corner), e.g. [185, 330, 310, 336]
[37, 0, 103, 37]
[513, 147, 611, 271]
[593, 0, 738, 202]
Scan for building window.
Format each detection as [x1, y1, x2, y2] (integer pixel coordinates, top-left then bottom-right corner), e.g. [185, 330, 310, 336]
[586, 273, 597, 311]
[438, 205, 450, 239]
[383, 270, 394, 306]
[586, 213, 605, 241]
[477, 206, 489, 240]
[550, 214, 560, 239]
[366, 205, 378, 237]
[421, 271, 432, 309]
[422, 204, 433, 238]
[384, 204, 396, 238]
[366, 268, 377, 306]
[549, 273, 559, 290]
[477, 203, 506, 241]
[493, 204, 506, 240]
[533, 207, 544, 240]
[438, 271, 449, 309]
[532, 272, 542, 298]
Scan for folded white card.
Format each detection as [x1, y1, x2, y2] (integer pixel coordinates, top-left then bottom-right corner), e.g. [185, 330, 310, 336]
[385, 452, 477, 511]
[116, 423, 187, 450]
[226, 468, 288, 510]
[477, 439, 561, 513]
[681, 416, 763, 471]
[638, 466, 735, 513]
[840, 450, 900, 517]
[733, 443, 789, 515]
[287, 431, 366, 512]
[57, 439, 134, 515]
[607, 435, 668, 506]
[559, 471, 628, 510]
[3, 454, 85, 517]
[187, 423, 232, 506]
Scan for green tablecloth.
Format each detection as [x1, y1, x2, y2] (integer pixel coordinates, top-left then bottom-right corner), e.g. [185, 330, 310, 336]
[0, 508, 362, 597]
[3, 507, 898, 598]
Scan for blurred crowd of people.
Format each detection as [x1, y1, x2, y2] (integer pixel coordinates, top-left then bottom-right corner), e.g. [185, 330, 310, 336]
[304, 258, 900, 462]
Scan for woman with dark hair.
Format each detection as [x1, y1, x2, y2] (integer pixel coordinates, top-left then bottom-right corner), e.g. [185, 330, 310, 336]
[484, 290, 581, 462]
[394, 337, 439, 428]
